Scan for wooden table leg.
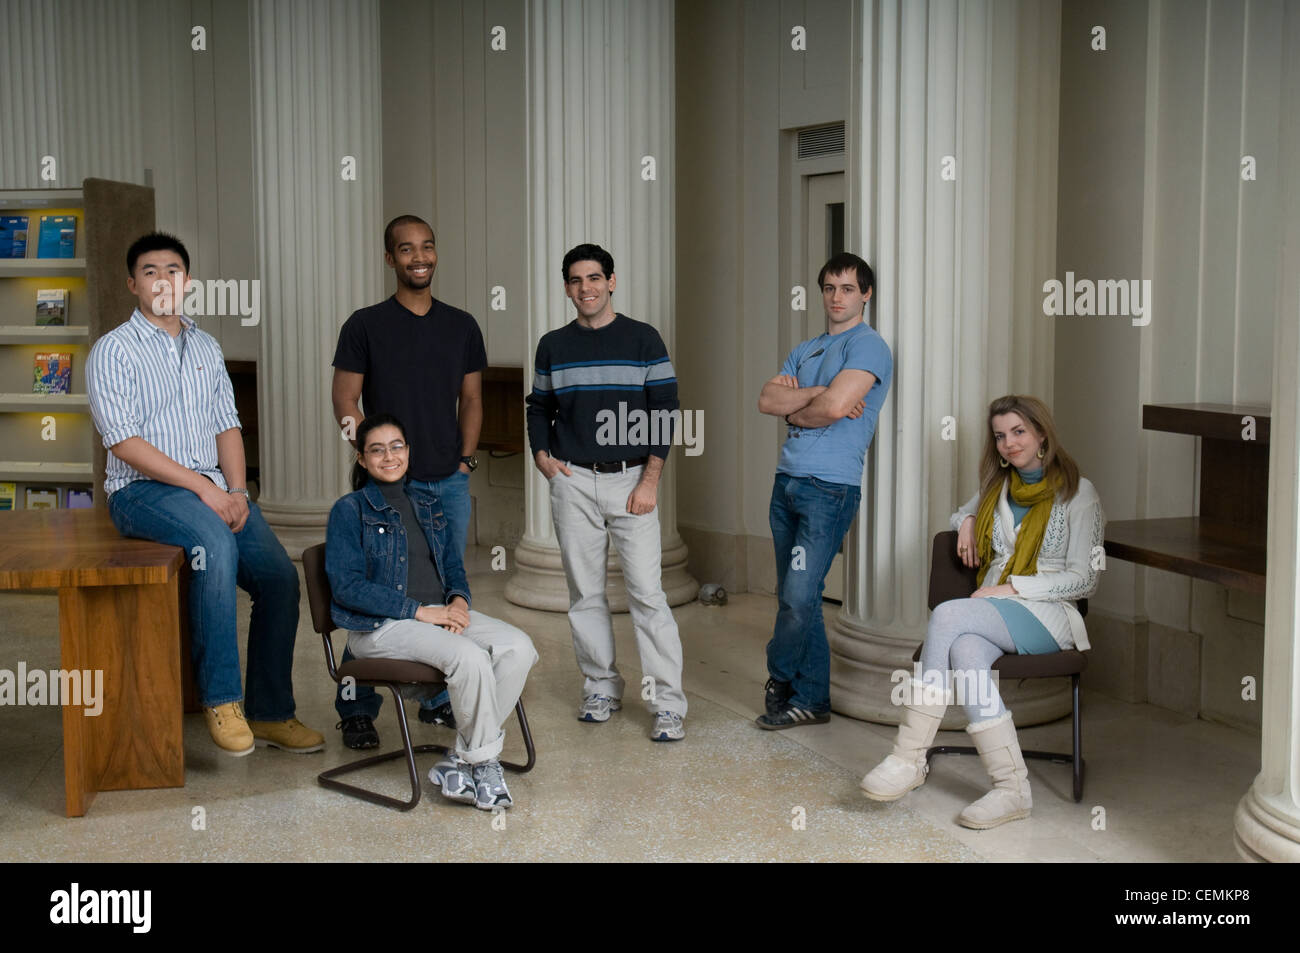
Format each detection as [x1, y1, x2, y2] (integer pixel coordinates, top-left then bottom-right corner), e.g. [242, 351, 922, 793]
[59, 578, 185, 817]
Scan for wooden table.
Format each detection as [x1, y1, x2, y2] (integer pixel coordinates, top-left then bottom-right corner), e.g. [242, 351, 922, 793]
[0, 508, 186, 816]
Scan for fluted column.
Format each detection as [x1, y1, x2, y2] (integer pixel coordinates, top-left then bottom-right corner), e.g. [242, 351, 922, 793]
[834, 0, 1063, 726]
[1, 0, 143, 188]
[249, 0, 384, 555]
[1234, 2, 1300, 862]
[506, 0, 695, 611]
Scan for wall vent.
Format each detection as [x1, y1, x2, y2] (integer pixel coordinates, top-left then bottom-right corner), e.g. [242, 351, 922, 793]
[797, 122, 845, 159]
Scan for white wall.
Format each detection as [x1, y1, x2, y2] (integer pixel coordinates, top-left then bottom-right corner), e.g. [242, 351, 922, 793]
[1055, 0, 1283, 728]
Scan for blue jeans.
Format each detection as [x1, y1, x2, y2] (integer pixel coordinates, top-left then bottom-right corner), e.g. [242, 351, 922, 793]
[335, 469, 470, 720]
[766, 473, 862, 713]
[107, 479, 300, 720]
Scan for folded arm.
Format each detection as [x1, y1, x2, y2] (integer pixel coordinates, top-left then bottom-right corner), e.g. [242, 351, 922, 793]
[786, 369, 876, 429]
[757, 374, 826, 416]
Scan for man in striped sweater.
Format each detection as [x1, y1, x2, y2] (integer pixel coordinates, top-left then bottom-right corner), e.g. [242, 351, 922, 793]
[525, 243, 687, 741]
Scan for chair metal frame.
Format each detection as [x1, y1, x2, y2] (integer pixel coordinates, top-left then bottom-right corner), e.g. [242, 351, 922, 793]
[303, 544, 536, 812]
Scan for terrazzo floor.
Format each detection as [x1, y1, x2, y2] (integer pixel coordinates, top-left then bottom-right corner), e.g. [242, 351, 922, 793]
[0, 546, 1258, 862]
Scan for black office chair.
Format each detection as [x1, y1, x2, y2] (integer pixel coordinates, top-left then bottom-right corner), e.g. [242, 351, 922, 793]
[916, 530, 1088, 801]
[302, 543, 536, 811]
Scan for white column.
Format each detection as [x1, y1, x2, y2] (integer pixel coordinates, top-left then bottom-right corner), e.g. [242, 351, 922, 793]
[506, 0, 695, 611]
[835, 0, 1062, 726]
[248, 0, 384, 555]
[1234, 1, 1300, 862]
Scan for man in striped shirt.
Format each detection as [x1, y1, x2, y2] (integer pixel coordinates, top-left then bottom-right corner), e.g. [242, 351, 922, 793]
[85, 232, 322, 758]
[525, 243, 687, 741]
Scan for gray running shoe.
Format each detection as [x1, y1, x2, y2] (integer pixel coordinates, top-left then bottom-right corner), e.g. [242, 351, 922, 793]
[578, 694, 622, 723]
[429, 753, 476, 804]
[471, 759, 513, 811]
[650, 711, 685, 742]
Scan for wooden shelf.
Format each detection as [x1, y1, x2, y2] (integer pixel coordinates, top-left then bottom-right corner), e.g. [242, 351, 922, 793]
[0, 392, 88, 412]
[1104, 517, 1265, 594]
[0, 324, 89, 344]
[1143, 402, 1270, 443]
[0, 460, 93, 481]
[0, 259, 86, 278]
[0, 189, 84, 209]
[1103, 403, 1270, 592]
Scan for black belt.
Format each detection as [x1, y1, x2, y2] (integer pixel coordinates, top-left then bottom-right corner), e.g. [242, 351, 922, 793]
[570, 457, 648, 473]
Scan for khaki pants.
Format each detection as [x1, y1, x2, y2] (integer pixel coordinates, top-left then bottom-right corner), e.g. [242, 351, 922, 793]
[348, 611, 537, 763]
[548, 465, 686, 716]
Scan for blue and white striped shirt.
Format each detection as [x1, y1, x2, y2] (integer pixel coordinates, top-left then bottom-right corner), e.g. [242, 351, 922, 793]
[86, 309, 242, 496]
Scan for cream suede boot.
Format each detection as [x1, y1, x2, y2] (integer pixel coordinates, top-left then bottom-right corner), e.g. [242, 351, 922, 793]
[958, 710, 1032, 829]
[860, 680, 948, 801]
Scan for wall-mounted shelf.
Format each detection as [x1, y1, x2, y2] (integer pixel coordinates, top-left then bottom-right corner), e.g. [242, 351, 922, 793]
[0, 393, 89, 413]
[1, 180, 154, 507]
[0, 461, 93, 481]
[0, 259, 87, 278]
[1104, 403, 1268, 593]
[0, 325, 90, 344]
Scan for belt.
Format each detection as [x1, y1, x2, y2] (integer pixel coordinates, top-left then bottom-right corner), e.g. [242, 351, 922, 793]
[569, 457, 648, 473]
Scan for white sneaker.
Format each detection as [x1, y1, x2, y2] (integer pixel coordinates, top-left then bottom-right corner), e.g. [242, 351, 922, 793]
[429, 753, 476, 804]
[650, 711, 685, 742]
[578, 694, 622, 723]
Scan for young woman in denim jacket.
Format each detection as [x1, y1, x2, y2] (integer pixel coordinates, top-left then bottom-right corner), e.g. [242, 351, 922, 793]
[860, 395, 1104, 829]
[326, 413, 538, 810]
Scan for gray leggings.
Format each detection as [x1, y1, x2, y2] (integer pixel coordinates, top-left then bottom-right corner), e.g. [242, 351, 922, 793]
[918, 599, 1018, 724]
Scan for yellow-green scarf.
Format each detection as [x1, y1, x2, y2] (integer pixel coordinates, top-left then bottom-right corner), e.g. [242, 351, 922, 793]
[974, 469, 1058, 587]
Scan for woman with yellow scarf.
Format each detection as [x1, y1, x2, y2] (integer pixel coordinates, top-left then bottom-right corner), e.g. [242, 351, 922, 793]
[860, 395, 1104, 828]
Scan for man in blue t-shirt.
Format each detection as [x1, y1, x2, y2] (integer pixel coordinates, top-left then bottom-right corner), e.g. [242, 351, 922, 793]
[755, 253, 893, 729]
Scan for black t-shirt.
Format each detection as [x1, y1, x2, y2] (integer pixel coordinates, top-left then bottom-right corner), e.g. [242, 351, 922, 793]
[333, 295, 487, 480]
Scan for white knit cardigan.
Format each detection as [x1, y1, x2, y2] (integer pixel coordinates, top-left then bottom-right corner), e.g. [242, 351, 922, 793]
[950, 476, 1106, 651]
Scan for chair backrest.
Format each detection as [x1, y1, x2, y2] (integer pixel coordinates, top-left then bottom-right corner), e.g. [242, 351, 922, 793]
[302, 542, 334, 635]
[302, 542, 342, 681]
[928, 530, 1087, 617]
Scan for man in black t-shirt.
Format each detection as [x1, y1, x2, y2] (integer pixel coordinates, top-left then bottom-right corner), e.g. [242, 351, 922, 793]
[330, 215, 488, 748]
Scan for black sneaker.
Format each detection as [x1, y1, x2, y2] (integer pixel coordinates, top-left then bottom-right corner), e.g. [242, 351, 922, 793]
[764, 677, 793, 717]
[337, 715, 380, 749]
[755, 702, 831, 730]
[417, 700, 457, 729]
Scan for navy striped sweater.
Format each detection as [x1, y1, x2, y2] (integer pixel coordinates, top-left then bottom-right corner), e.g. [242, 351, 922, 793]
[526, 313, 680, 462]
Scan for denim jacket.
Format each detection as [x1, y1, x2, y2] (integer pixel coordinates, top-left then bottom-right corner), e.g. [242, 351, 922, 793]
[325, 479, 471, 632]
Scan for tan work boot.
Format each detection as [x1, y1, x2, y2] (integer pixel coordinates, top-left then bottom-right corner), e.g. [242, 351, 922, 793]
[958, 710, 1032, 829]
[861, 679, 948, 801]
[247, 717, 325, 754]
[204, 701, 255, 756]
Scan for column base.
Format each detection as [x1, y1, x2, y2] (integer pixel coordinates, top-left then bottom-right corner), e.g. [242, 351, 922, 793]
[506, 534, 698, 612]
[257, 499, 331, 560]
[1234, 782, 1300, 862]
[829, 613, 1072, 729]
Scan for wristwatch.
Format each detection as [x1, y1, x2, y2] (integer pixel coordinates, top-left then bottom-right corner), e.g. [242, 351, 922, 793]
[460, 456, 479, 472]
[228, 487, 250, 499]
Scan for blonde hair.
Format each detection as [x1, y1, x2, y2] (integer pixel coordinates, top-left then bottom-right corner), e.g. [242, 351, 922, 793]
[978, 395, 1080, 503]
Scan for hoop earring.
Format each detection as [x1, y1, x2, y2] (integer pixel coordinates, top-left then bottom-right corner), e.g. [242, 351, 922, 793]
[999, 457, 1009, 468]
[1037, 447, 1046, 460]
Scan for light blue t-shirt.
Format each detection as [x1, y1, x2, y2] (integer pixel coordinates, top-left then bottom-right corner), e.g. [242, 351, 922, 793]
[776, 322, 893, 486]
